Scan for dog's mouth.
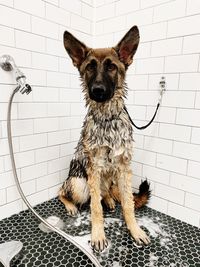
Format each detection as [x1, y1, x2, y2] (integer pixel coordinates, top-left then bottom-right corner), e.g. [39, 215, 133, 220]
[89, 86, 114, 103]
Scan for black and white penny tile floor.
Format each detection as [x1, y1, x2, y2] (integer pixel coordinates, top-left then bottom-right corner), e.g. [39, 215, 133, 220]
[0, 198, 199, 267]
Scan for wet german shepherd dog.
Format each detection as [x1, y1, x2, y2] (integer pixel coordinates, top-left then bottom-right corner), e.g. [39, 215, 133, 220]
[59, 26, 151, 251]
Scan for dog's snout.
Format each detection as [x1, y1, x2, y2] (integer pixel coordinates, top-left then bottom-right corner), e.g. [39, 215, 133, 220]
[89, 82, 115, 102]
[90, 84, 107, 102]
[91, 84, 106, 96]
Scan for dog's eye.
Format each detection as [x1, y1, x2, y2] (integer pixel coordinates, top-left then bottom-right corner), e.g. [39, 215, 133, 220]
[86, 62, 96, 71]
[107, 64, 116, 71]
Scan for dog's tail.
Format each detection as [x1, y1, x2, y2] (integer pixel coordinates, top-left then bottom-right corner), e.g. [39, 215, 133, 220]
[133, 179, 151, 209]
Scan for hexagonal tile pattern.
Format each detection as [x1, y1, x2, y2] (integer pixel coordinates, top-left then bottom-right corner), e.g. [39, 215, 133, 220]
[0, 198, 199, 267]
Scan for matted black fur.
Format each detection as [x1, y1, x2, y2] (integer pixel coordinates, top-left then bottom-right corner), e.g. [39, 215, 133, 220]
[137, 179, 151, 199]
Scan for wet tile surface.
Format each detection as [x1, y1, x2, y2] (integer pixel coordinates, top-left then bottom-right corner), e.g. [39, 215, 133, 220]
[0, 198, 199, 267]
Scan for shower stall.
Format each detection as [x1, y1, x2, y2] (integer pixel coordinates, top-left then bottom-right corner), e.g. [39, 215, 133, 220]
[0, 0, 199, 266]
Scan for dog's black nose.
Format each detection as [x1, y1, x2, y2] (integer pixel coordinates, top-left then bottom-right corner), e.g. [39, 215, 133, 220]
[90, 84, 109, 102]
[92, 84, 106, 97]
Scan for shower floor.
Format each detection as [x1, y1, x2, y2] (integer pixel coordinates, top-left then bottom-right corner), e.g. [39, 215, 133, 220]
[0, 198, 199, 267]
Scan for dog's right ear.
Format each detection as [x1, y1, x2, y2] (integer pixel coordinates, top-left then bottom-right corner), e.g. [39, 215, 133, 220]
[63, 31, 89, 68]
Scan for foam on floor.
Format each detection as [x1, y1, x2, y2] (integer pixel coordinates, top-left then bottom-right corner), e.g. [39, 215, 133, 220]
[0, 198, 199, 267]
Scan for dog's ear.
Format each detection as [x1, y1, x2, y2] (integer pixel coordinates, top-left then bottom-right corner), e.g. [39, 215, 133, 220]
[114, 26, 140, 68]
[63, 31, 89, 68]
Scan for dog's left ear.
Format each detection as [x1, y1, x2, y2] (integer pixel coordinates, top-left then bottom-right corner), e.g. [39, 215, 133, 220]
[114, 26, 140, 68]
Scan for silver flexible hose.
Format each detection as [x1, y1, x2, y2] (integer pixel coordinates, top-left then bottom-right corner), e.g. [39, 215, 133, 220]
[7, 88, 101, 267]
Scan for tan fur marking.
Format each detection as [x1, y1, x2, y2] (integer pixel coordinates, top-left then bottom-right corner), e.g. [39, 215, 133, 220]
[103, 193, 115, 210]
[134, 194, 149, 209]
[110, 184, 121, 203]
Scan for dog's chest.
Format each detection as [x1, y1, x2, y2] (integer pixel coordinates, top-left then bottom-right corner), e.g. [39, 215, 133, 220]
[84, 113, 134, 166]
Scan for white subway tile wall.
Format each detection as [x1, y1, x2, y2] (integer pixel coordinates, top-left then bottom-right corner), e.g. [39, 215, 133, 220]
[0, 0, 200, 227]
[0, 0, 93, 219]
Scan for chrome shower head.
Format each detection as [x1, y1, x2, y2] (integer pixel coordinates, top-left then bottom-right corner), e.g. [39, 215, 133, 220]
[0, 54, 17, 71]
[0, 54, 32, 94]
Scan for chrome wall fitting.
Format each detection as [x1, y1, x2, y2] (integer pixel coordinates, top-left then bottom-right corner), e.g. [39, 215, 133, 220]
[0, 54, 32, 95]
[159, 76, 166, 104]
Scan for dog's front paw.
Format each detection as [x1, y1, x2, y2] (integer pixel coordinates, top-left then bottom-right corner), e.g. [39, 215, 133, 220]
[91, 228, 108, 251]
[65, 203, 78, 216]
[130, 225, 150, 246]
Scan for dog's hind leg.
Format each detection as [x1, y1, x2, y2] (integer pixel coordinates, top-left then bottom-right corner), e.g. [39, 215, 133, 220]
[59, 189, 78, 216]
[59, 176, 90, 216]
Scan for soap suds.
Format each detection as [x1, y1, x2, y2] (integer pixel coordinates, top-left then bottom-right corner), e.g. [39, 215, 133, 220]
[65, 211, 187, 266]
[145, 253, 159, 267]
[104, 217, 122, 228]
[72, 234, 92, 253]
[73, 211, 90, 227]
[112, 261, 122, 267]
[137, 216, 167, 239]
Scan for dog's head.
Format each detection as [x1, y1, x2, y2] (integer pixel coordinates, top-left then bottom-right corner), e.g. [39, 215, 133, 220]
[63, 26, 139, 103]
